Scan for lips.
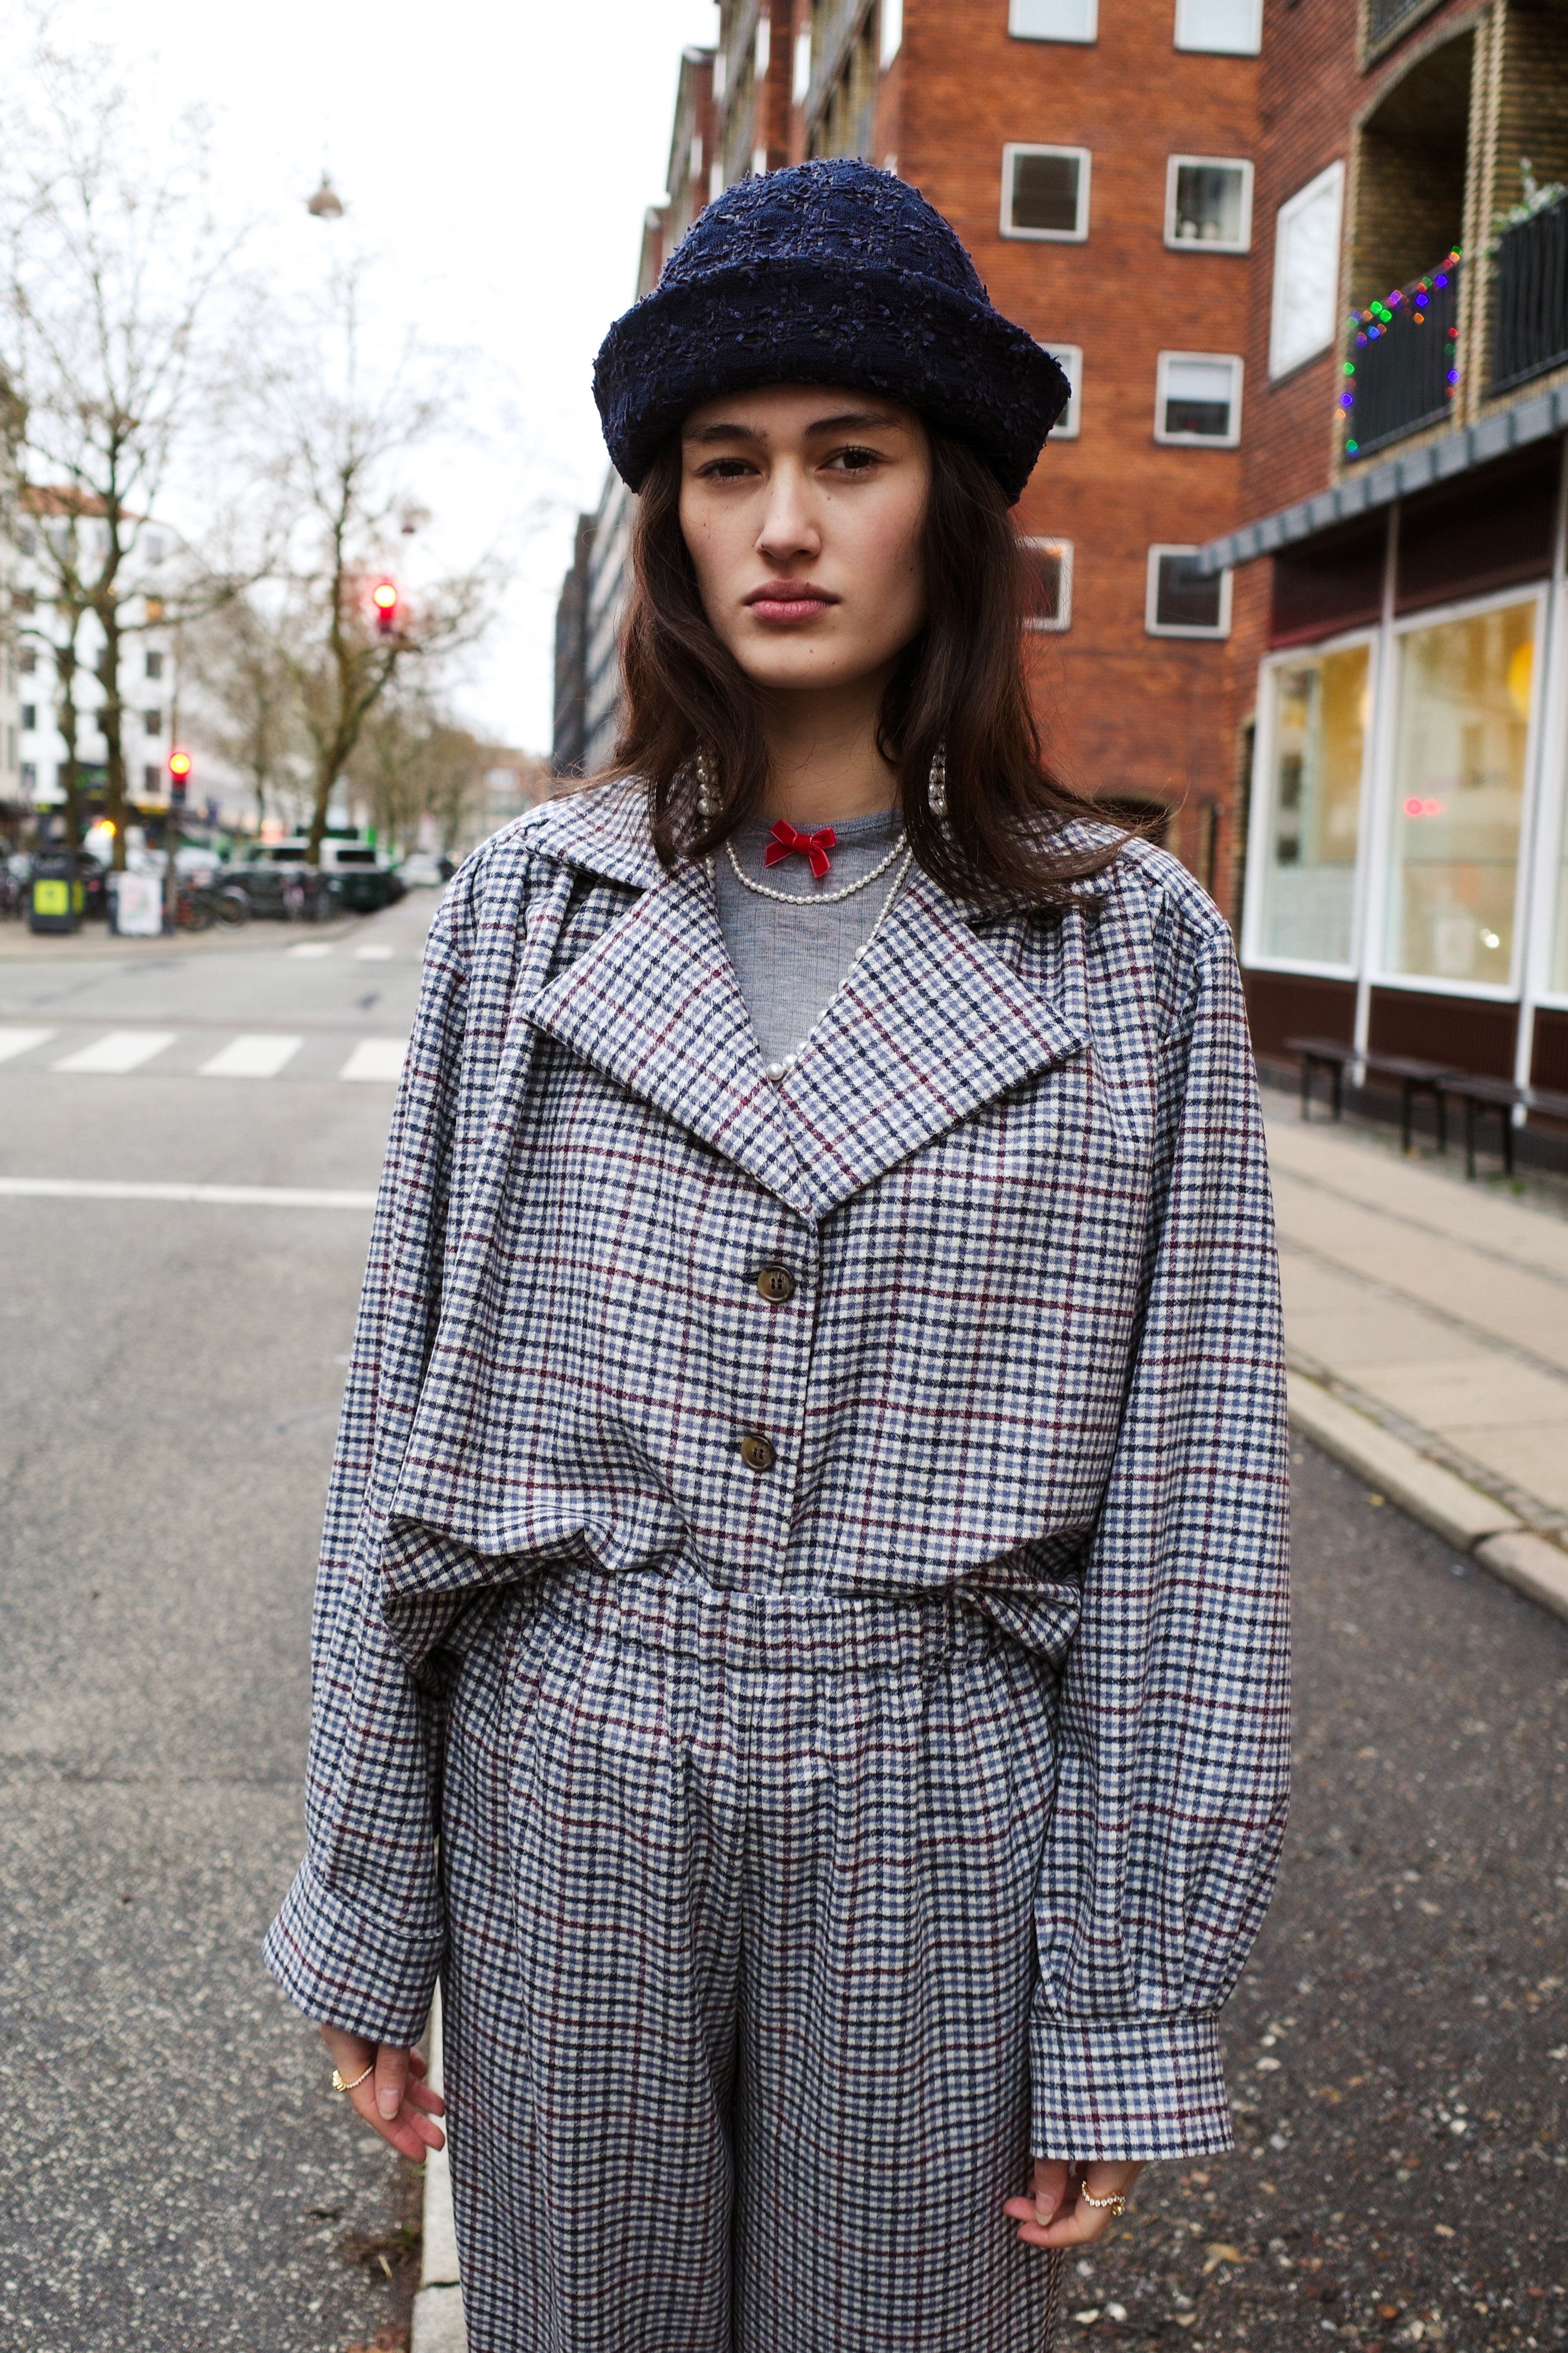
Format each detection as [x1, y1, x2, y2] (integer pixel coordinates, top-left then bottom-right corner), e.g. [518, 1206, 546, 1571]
[744, 581, 837, 624]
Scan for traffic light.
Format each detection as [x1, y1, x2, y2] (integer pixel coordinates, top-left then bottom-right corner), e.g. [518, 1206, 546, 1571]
[372, 579, 399, 637]
[168, 749, 192, 802]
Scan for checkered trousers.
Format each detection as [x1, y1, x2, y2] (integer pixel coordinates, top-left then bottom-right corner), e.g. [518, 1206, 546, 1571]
[439, 1566, 1065, 2353]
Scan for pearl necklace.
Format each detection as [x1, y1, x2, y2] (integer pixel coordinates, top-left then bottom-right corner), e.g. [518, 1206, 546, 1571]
[721, 824, 908, 907]
[726, 841, 917, 1081]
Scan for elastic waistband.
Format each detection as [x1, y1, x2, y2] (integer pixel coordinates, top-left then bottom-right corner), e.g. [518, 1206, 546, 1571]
[530, 1567, 998, 1677]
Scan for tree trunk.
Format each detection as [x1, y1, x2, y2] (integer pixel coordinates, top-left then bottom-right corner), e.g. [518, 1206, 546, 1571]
[95, 600, 129, 872]
[53, 639, 83, 853]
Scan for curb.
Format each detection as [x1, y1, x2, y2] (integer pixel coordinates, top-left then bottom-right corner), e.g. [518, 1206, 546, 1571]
[1287, 1371, 1568, 1624]
[410, 1989, 467, 2353]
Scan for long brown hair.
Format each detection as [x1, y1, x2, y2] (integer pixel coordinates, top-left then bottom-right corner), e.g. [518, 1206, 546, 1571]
[602, 423, 1122, 907]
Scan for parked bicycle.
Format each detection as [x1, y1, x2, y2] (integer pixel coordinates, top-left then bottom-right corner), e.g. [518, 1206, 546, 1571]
[173, 878, 250, 931]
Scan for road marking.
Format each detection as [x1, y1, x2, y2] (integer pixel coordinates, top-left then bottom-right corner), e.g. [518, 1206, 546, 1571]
[0, 1176, 376, 1208]
[53, 1030, 177, 1075]
[353, 944, 394, 962]
[339, 1037, 407, 1082]
[199, 1034, 305, 1079]
[286, 942, 333, 959]
[0, 1027, 55, 1065]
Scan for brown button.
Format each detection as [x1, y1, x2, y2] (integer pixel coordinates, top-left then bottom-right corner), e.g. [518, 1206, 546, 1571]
[738, 1432, 777, 1473]
[756, 1264, 796, 1304]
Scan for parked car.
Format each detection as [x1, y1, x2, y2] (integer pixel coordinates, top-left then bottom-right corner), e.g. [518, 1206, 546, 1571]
[397, 852, 446, 888]
[227, 838, 403, 918]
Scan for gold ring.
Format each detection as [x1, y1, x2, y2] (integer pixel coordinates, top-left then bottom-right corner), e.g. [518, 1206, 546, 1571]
[1078, 2186, 1128, 2216]
[332, 2061, 375, 2095]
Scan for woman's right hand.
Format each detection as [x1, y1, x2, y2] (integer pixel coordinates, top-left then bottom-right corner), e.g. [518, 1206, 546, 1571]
[319, 2024, 446, 2161]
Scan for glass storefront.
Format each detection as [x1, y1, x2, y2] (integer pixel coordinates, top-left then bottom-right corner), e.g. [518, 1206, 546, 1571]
[1255, 641, 1369, 967]
[1382, 600, 1537, 989]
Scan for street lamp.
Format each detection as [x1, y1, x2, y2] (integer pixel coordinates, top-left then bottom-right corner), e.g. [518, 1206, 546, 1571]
[306, 174, 345, 220]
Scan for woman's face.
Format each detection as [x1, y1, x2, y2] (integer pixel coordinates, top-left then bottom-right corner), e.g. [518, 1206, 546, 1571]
[677, 382, 930, 698]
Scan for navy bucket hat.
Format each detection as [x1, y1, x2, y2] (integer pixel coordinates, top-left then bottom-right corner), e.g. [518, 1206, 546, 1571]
[593, 159, 1069, 507]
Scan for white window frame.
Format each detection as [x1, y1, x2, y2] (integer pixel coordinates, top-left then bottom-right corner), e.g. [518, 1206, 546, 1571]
[793, 26, 811, 102]
[1164, 155, 1254, 254]
[1008, 0, 1098, 41]
[755, 15, 770, 76]
[1240, 625, 1380, 981]
[1268, 161, 1345, 381]
[1173, 0, 1262, 53]
[1000, 144, 1092, 243]
[1153, 351, 1244, 447]
[1145, 543, 1233, 638]
[1364, 581, 1550, 1006]
[881, 0, 903, 65]
[1040, 343, 1082, 439]
[1022, 538, 1074, 632]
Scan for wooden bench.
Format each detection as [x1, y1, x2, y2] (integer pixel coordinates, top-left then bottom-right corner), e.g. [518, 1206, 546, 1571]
[1284, 1037, 1462, 1154]
[1436, 1073, 1568, 1180]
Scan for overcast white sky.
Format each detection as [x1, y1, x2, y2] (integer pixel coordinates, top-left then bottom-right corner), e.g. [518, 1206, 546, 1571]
[6, 0, 722, 755]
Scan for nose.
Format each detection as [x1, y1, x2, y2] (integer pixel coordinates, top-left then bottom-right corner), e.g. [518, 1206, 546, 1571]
[754, 462, 821, 567]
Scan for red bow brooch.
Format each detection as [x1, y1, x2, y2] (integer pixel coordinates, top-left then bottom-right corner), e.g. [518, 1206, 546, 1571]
[764, 820, 837, 878]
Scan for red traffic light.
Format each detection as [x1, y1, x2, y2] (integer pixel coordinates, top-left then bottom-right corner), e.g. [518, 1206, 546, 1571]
[372, 579, 399, 635]
[168, 750, 193, 780]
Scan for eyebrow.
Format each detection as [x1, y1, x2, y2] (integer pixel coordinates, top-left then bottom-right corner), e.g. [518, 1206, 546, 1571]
[682, 408, 903, 445]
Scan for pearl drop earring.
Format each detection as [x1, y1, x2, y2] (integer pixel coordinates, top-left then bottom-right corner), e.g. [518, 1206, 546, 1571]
[928, 746, 948, 821]
[694, 748, 714, 827]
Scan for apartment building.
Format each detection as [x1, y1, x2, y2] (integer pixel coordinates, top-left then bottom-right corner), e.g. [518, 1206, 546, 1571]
[1204, 0, 1568, 1100]
[555, 0, 1265, 868]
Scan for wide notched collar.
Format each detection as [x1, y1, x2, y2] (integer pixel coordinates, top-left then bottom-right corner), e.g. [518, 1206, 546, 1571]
[523, 780, 1090, 1219]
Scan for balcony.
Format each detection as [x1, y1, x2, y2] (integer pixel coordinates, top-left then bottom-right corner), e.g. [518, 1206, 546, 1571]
[1342, 255, 1460, 461]
[1492, 189, 1568, 396]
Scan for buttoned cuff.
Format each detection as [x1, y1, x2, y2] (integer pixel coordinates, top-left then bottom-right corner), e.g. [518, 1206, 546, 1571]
[263, 1859, 442, 2047]
[1030, 2007, 1234, 2161]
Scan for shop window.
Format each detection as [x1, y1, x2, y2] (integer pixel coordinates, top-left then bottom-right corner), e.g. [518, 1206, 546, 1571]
[1022, 539, 1073, 630]
[1382, 597, 1539, 991]
[1041, 343, 1081, 438]
[1009, 0, 1098, 39]
[1001, 145, 1091, 241]
[1174, 0, 1261, 50]
[1146, 546, 1231, 637]
[1269, 163, 1345, 378]
[1154, 352, 1243, 444]
[1254, 643, 1370, 968]
[1166, 157, 1253, 252]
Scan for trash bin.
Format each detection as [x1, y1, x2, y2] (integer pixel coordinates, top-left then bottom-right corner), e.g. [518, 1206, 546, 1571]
[29, 852, 84, 935]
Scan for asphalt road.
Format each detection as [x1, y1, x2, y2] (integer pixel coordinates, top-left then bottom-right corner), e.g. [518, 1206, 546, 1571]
[1, 896, 1564, 2353]
[0, 895, 436, 2353]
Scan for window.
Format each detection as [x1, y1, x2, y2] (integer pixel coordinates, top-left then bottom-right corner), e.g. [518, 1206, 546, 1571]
[145, 649, 164, 680]
[1153, 352, 1243, 444]
[690, 135, 704, 182]
[709, 159, 724, 203]
[880, 0, 903, 65]
[1001, 145, 1091, 241]
[1146, 546, 1232, 636]
[713, 50, 726, 99]
[1173, 0, 1261, 52]
[793, 27, 811, 100]
[752, 146, 768, 176]
[755, 14, 770, 75]
[1381, 596, 1539, 991]
[21, 648, 36, 673]
[1009, 0, 1097, 40]
[144, 708, 162, 737]
[21, 762, 36, 793]
[1041, 344, 1082, 438]
[1165, 156, 1253, 251]
[1253, 643, 1371, 967]
[21, 704, 36, 732]
[1022, 539, 1073, 630]
[143, 764, 161, 794]
[1269, 162, 1345, 379]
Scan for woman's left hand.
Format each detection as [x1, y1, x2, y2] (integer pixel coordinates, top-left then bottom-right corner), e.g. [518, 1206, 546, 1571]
[1003, 2158, 1146, 2249]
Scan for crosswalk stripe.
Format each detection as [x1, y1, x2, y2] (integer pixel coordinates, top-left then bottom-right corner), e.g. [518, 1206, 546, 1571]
[353, 944, 394, 962]
[0, 1027, 55, 1065]
[53, 1030, 177, 1075]
[339, 1038, 408, 1083]
[199, 1034, 304, 1079]
[0, 1176, 376, 1208]
[285, 942, 334, 960]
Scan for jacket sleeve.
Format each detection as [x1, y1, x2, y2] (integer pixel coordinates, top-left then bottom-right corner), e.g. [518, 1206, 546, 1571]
[263, 875, 476, 2046]
[1030, 919, 1290, 2162]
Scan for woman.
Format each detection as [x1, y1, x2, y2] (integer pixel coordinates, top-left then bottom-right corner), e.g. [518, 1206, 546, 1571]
[266, 159, 1289, 2352]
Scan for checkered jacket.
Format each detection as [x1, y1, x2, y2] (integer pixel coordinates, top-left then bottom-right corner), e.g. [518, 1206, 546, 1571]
[265, 778, 1290, 2162]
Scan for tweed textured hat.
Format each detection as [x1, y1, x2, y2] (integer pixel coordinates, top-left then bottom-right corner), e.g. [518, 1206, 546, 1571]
[593, 159, 1069, 507]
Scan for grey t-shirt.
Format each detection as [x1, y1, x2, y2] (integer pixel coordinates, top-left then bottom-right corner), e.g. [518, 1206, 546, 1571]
[711, 806, 907, 1071]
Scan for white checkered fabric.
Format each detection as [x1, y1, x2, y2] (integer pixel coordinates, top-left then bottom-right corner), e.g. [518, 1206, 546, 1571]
[266, 779, 1289, 2206]
[440, 1569, 1066, 2351]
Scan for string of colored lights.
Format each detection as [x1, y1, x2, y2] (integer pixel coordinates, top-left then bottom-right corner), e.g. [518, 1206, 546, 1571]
[1339, 248, 1462, 459]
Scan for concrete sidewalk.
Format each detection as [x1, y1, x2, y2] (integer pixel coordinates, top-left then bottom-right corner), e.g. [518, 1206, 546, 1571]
[1267, 1101, 1568, 1618]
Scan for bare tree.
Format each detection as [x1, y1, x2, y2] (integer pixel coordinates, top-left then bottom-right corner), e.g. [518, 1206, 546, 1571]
[258, 264, 498, 865]
[185, 592, 311, 837]
[347, 686, 494, 860]
[0, 32, 254, 867]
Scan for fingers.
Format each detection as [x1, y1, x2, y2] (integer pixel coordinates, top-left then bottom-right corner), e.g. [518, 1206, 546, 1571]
[317, 2030, 447, 2159]
[375, 2044, 409, 2122]
[1004, 2160, 1146, 2251]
